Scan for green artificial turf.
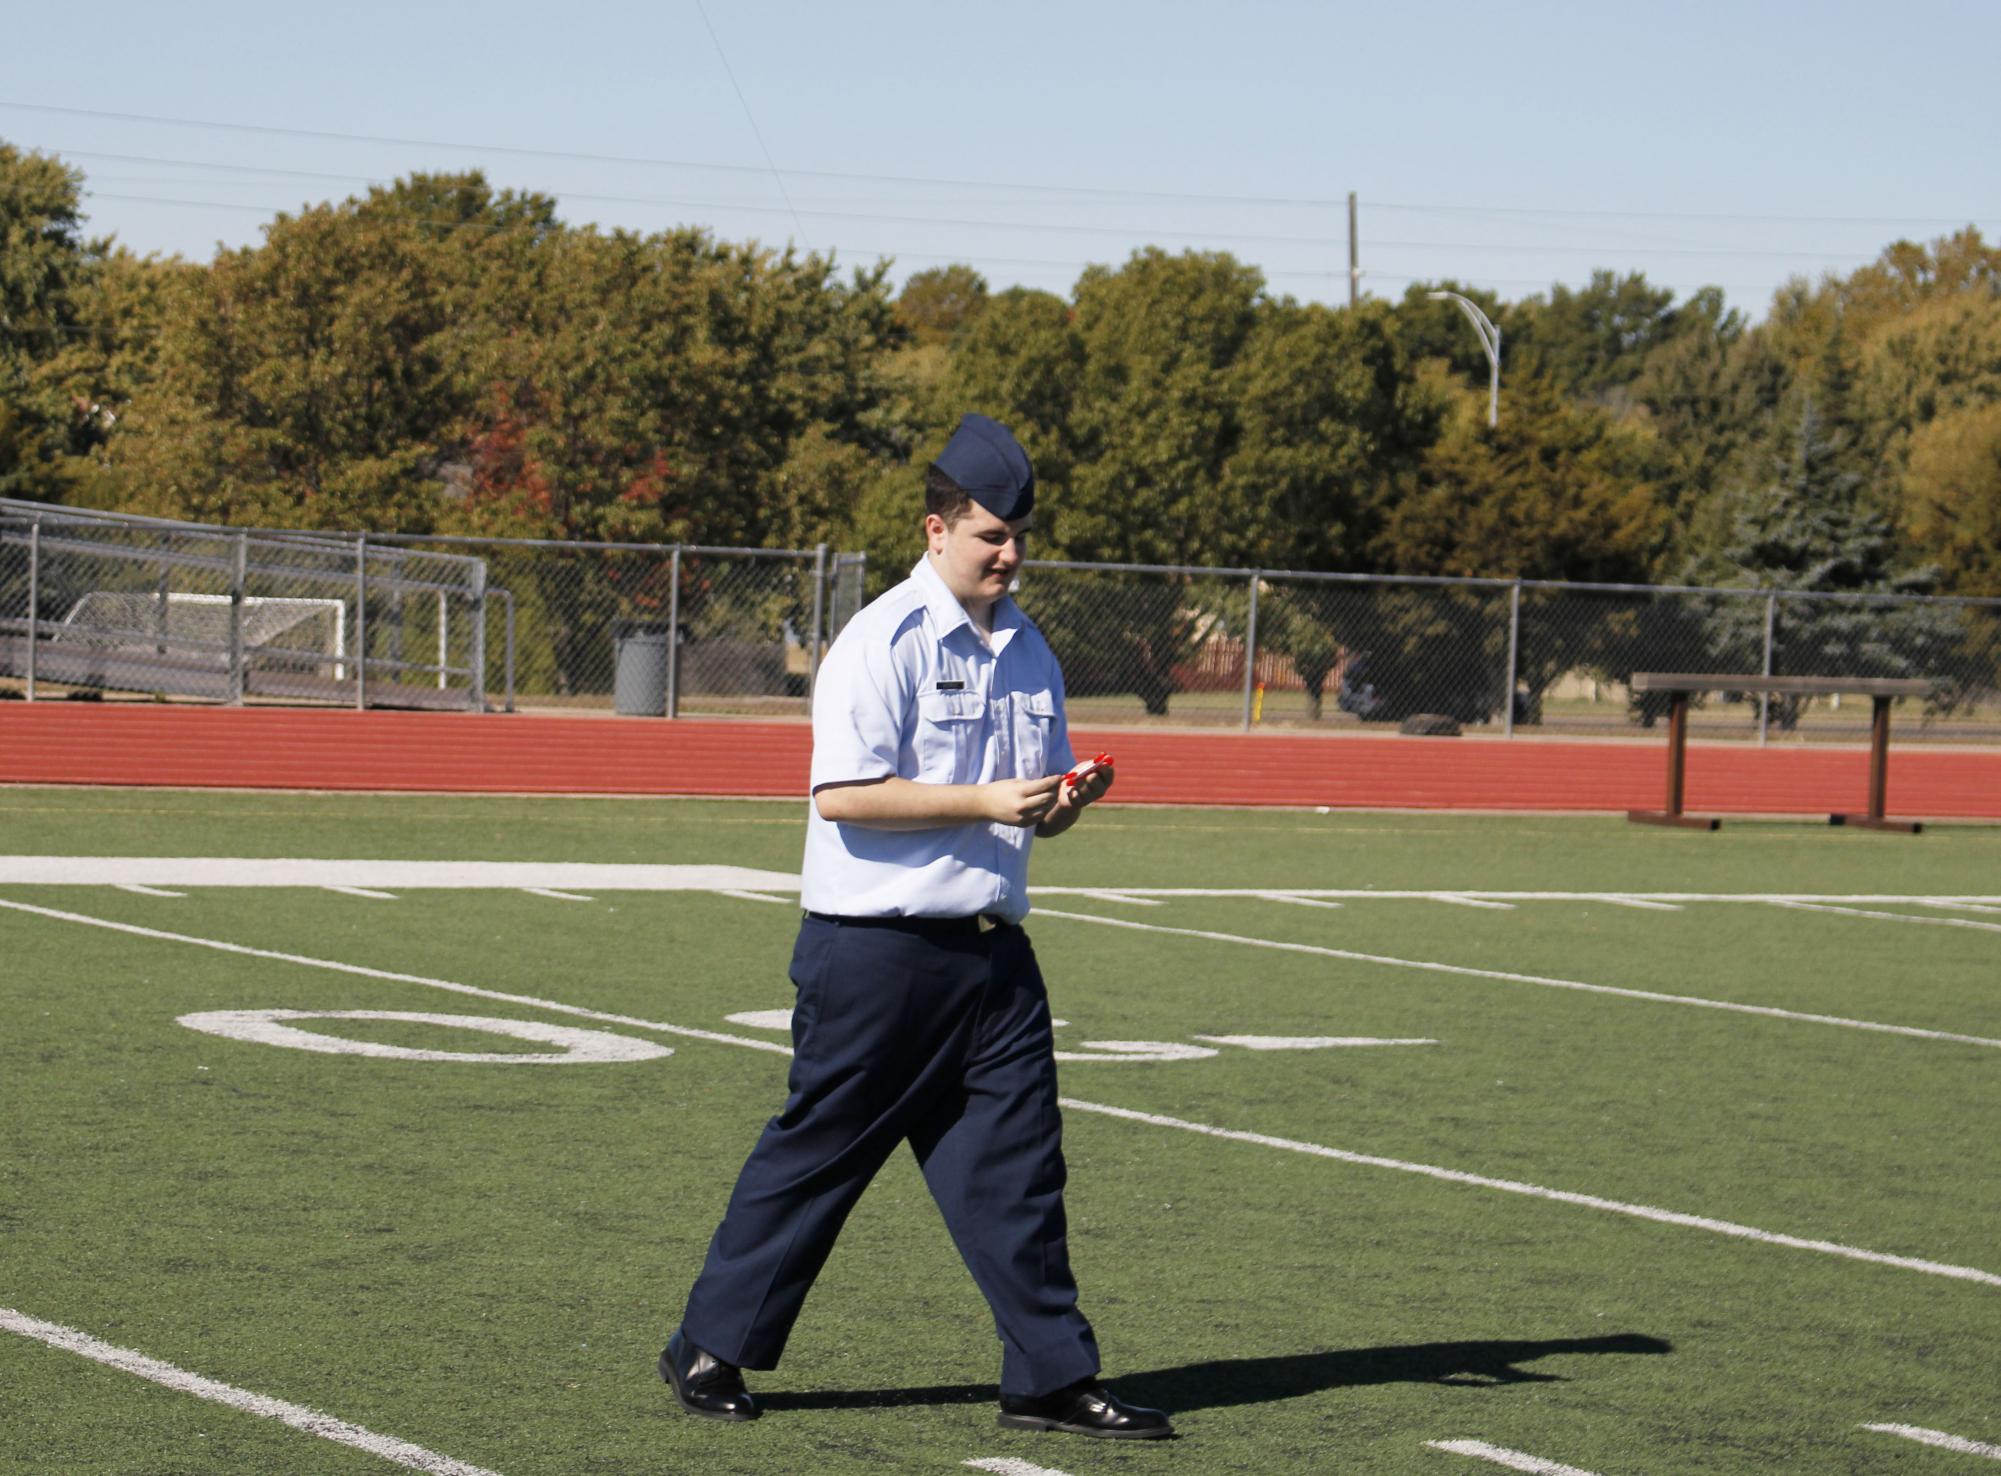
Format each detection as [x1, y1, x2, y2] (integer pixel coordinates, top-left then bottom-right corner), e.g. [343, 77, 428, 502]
[1, 786, 1997, 1474]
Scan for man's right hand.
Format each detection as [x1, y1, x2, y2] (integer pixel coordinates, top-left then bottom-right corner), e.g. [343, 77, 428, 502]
[983, 775, 1064, 827]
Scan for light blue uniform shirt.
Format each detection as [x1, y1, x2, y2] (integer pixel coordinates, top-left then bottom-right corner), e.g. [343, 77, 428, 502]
[800, 555, 1076, 923]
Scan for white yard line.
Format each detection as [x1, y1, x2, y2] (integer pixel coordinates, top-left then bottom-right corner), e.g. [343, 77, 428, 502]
[1193, 1034, 1437, 1049]
[1925, 900, 2001, 916]
[1766, 899, 2001, 936]
[1860, 1424, 2001, 1460]
[0, 857, 804, 890]
[115, 884, 185, 898]
[1426, 1440, 1602, 1475]
[0, 898, 793, 1057]
[326, 886, 397, 901]
[0, 1307, 503, 1476]
[1258, 892, 1345, 909]
[1435, 895, 1517, 911]
[1075, 891, 1164, 906]
[964, 1458, 1075, 1476]
[521, 888, 594, 902]
[1031, 908, 2001, 1050]
[1599, 896, 1683, 912]
[713, 889, 791, 904]
[1060, 1098, 2001, 1289]
[1031, 889, 2001, 906]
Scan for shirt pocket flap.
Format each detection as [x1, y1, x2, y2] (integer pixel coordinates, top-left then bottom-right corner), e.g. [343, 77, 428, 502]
[919, 690, 985, 722]
[1017, 689, 1057, 719]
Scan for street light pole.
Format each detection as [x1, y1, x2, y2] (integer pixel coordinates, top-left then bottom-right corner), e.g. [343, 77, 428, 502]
[1428, 291, 1501, 428]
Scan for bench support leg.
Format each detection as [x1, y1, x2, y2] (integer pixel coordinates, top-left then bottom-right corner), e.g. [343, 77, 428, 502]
[1830, 695, 1922, 833]
[1629, 691, 1721, 830]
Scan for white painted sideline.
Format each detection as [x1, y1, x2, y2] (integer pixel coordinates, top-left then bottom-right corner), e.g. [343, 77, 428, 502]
[0, 1307, 503, 1476]
[1861, 1423, 2001, 1460]
[1426, 1439, 1601, 1475]
[10, 898, 1999, 1292]
[3, 856, 1998, 914]
[1032, 908, 2001, 1051]
[1060, 1098, 2001, 1290]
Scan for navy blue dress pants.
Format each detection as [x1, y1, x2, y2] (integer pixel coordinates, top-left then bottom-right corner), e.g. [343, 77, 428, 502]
[680, 914, 1101, 1398]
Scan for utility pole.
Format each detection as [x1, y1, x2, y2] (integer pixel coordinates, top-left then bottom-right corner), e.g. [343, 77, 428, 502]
[1347, 191, 1359, 308]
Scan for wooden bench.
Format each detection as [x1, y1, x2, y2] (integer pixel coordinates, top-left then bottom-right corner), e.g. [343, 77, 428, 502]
[1626, 673, 1938, 834]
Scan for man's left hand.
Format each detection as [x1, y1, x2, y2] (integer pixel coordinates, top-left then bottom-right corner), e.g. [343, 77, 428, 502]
[1037, 765, 1111, 837]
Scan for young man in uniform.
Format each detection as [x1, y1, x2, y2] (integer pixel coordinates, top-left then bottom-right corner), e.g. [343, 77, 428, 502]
[660, 413, 1172, 1441]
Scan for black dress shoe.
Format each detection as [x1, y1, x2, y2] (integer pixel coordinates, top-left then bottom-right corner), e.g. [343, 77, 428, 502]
[997, 1378, 1173, 1439]
[659, 1328, 759, 1421]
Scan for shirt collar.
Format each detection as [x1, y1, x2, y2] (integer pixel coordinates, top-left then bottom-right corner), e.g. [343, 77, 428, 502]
[910, 555, 1022, 656]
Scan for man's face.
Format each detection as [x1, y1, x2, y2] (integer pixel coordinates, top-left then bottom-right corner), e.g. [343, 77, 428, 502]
[926, 500, 1032, 608]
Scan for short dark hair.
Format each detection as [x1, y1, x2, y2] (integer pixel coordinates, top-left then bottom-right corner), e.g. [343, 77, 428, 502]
[925, 464, 974, 527]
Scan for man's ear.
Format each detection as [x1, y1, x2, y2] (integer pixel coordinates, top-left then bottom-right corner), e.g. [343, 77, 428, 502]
[923, 512, 948, 549]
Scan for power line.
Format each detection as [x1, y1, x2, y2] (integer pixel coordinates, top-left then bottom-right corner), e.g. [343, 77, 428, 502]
[1372, 200, 1999, 229]
[691, 0, 808, 246]
[15, 98, 1994, 229]
[74, 191, 1832, 300]
[65, 155, 1919, 262]
[3, 99, 1352, 209]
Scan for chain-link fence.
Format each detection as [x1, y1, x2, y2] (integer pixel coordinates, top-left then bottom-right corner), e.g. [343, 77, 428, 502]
[373, 535, 866, 718]
[1013, 561, 2001, 744]
[8, 500, 1997, 743]
[1, 506, 491, 709]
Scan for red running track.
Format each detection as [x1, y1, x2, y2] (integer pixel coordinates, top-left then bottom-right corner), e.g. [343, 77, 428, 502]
[3, 705, 1997, 818]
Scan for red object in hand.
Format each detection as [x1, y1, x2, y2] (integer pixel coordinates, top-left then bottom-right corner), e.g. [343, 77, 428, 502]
[1064, 752, 1115, 787]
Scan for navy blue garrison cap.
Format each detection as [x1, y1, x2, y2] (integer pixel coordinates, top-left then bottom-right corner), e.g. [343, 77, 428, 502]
[932, 413, 1035, 520]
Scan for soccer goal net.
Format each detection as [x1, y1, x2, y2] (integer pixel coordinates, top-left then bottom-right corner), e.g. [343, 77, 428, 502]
[57, 592, 348, 671]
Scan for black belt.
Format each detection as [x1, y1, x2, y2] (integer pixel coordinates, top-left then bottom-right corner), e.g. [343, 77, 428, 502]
[805, 911, 1010, 938]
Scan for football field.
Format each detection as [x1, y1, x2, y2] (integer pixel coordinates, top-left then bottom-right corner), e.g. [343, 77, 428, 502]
[2, 787, 1997, 1475]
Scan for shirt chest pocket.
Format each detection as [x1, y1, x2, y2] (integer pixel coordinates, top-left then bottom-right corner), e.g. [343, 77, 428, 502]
[915, 690, 987, 782]
[1012, 689, 1057, 778]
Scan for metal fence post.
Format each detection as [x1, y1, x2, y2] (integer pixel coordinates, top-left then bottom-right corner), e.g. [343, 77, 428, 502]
[1240, 570, 1262, 730]
[355, 532, 368, 711]
[1758, 590, 1777, 746]
[228, 531, 247, 705]
[666, 545, 682, 720]
[501, 590, 516, 713]
[25, 519, 39, 701]
[808, 542, 827, 701]
[1504, 579, 1522, 738]
[469, 559, 487, 713]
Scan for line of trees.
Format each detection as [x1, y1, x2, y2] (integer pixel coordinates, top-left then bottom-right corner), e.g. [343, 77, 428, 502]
[7, 139, 2000, 611]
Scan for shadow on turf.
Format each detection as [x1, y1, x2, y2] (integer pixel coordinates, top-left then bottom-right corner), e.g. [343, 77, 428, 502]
[754, 1332, 1672, 1414]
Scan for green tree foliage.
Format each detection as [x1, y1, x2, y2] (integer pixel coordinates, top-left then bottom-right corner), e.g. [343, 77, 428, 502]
[109, 176, 504, 527]
[102, 172, 902, 549]
[894, 264, 988, 348]
[1508, 270, 1707, 407]
[1694, 399, 1956, 720]
[1900, 399, 2001, 596]
[0, 142, 109, 501]
[1377, 374, 1663, 584]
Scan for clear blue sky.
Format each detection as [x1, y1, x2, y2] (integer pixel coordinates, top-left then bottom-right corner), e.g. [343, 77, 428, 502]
[5, 0, 1995, 319]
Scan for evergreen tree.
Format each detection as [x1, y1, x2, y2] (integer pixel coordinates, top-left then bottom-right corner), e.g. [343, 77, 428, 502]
[1697, 397, 1954, 722]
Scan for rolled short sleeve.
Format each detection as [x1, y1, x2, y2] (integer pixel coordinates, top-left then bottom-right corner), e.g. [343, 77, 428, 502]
[809, 626, 910, 793]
